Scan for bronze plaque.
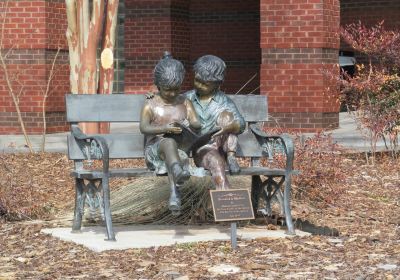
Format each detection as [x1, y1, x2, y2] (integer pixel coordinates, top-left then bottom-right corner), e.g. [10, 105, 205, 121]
[210, 189, 255, 222]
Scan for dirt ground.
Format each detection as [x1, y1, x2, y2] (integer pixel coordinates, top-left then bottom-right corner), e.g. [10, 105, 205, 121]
[0, 153, 399, 279]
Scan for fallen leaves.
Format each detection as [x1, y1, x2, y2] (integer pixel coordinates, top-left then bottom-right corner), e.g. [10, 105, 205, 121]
[0, 153, 399, 278]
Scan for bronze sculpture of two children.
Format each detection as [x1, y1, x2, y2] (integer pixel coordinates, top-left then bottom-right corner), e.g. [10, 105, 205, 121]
[140, 52, 245, 214]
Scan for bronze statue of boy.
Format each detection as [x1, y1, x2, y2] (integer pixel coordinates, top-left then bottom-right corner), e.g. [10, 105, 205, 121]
[140, 52, 201, 214]
[185, 55, 245, 190]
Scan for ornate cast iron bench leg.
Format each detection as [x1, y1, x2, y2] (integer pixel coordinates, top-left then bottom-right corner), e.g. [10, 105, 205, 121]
[72, 178, 85, 232]
[70, 126, 116, 240]
[249, 126, 296, 235]
[262, 176, 285, 216]
[284, 173, 295, 235]
[101, 175, 116, 241]
[251, 175, 263, 215]
[251, 173, 295, 235]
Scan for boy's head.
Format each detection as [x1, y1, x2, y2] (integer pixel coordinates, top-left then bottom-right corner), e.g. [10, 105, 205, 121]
[193, 55, 226, 82]
[193, 55, 226, 96]
[153, 52, 185, 90]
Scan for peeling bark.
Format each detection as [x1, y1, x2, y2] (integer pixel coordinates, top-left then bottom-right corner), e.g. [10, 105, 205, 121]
[99, 0, 119, 96]
[98, 0, 120, 133]
[66, 0, 79, 94]
[66, 0, 118, 134]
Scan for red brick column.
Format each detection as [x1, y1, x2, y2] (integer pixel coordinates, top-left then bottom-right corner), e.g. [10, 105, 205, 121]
[260, 0, 340, 131]
[0, 0, 69, 135]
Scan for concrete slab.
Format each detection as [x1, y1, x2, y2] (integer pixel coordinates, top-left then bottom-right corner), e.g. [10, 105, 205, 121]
[41, 225, 310, 252]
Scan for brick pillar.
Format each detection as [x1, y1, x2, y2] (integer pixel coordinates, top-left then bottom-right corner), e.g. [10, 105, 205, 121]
[0, 0, 69, 135]
[260, 0, 340, 131]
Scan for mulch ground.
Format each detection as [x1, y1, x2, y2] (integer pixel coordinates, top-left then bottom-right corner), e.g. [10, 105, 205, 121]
[0, 152, 399, 279]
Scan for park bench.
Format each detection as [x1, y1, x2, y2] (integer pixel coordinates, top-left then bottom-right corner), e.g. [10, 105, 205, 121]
[66, 94, 297, 241]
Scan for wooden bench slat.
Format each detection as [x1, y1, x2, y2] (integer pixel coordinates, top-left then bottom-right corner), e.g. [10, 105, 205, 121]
[71, 167, 299, 179]
[65, 94, 268, 123]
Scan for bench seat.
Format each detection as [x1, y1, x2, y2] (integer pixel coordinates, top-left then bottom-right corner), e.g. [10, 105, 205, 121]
[71, 167, 300, 179]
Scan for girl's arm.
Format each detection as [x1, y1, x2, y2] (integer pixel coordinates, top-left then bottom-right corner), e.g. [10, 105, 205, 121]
[140, 103, 182, 135]
[185, 99, 201, 130]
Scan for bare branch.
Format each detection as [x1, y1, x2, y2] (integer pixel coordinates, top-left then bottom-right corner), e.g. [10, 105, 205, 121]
[3, 45, 14, 59]
[44, 48, 60, 99]
[248, 85, 261, 95]
[0, 55, 33, 152]
[16, 86, 23, 100]
[41, 47, 61, 151]
[0, 0, 9, 49]
[0, 0, 33, 152]
[235, 73, 257, 95]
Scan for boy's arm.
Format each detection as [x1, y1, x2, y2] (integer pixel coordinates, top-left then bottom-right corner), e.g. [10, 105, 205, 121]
[224, 98, 246, 134]
[139, 103, 182, 135]
[212, 97, 245, 138]
[185, 99, 201, 130]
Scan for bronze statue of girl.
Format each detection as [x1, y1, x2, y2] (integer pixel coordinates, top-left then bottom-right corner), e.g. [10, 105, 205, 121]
[140, 52, 201, 214]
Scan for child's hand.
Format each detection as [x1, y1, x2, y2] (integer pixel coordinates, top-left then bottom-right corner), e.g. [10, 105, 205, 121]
[211, 126, 224, 139]
[180, 119, 190, 128]
[145, 92, 155, 99]
[211, 120, 240, 139]
[165, 122, 182, 134]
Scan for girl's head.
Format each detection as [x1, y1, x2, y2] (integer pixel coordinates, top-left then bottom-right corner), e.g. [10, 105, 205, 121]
[154, 52, 185, 94]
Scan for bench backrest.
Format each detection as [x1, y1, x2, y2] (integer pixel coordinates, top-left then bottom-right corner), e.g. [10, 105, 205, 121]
[66, 94, 268, 160]
[65, 94, 268, 123]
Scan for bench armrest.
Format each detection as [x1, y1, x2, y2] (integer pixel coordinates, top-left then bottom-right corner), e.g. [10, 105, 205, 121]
[249, 123, 294, 172]
[71, 124, 109, 175]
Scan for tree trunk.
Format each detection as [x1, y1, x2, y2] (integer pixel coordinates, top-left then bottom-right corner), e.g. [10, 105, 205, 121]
[98, 0, 120, 133]
[66, 0, 119, 134]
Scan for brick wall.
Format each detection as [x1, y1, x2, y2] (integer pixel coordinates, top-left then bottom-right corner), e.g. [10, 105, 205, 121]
[0, 0, 69, 135]
[124, 0, 173, 93]
[260, 0, 340, 131]
[124, 0, 260, 94]
[5, 0, 398, 134]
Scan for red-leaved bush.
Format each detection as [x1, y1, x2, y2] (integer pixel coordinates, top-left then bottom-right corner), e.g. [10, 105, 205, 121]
[292, 133, 345, 206]
[261, 126, 346, 207]
[326, 21, 400, 160]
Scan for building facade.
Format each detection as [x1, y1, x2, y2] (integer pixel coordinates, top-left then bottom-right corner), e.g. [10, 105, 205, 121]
[0, 0, 399, 134]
